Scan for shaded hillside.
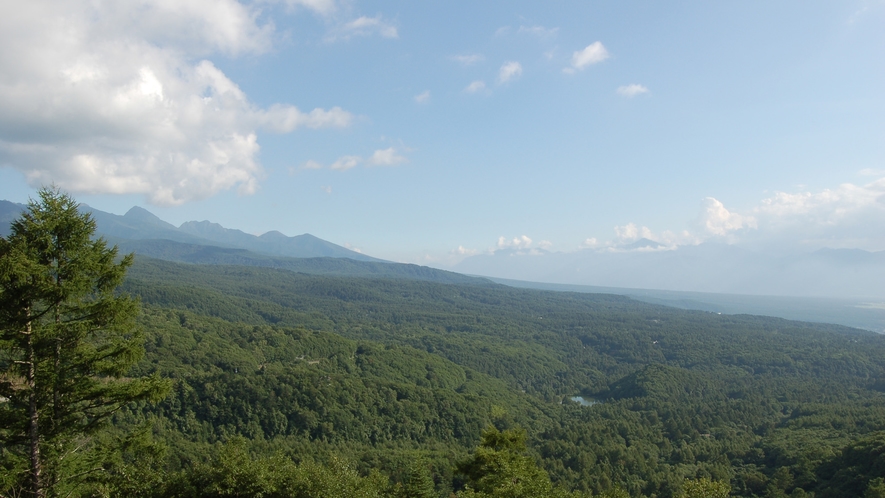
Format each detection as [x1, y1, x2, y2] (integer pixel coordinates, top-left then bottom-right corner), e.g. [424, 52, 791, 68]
[118, 240, 486, 284]
[86, 204, 380, 261]
[178, 219, 384, 262]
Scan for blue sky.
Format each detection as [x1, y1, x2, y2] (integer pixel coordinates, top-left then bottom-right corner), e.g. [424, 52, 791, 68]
[0, 0, 883, 266]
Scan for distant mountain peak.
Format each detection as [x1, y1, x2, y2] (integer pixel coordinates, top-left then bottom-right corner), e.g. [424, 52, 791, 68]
[258, 230, 287, 240]
[3, 199, 383, 263]
[0, 200, 26, 237]
[177, 218, 382, 262]
[180, 220, 230, 233]
[621, 238, 666, 251]
[124, 206, 172, 227]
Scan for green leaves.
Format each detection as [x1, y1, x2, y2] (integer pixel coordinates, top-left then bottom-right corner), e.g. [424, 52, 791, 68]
[0, 187, 170, 497]
[455, 427, 586, 498]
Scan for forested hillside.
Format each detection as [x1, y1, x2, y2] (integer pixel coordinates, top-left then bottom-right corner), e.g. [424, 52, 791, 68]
[89, 256, 885, 497]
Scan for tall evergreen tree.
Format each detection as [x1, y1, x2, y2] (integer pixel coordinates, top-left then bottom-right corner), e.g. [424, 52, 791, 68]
[0, 187, 169, 498]
[401, 458, 437, 498]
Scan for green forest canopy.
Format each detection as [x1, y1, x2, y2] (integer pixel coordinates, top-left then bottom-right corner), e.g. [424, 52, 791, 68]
[6, 242, 885, 496]
[101, 256, 885, 497]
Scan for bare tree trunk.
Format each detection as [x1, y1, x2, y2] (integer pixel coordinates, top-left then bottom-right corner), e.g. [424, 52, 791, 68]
[25, 310, 43, 498]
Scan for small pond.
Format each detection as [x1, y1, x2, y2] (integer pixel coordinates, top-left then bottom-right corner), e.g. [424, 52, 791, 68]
[570, 396, 599, 407]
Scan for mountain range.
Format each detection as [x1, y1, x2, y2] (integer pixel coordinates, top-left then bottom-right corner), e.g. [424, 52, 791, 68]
[0, 199, 480, 285]
[3, 198, 885, 331]
[1, 200, 379, 261]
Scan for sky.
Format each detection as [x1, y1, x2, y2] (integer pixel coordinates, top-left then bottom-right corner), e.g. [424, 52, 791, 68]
[0, 0, 883, 267]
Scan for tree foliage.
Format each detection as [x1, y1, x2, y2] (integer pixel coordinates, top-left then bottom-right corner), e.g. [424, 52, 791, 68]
[0, 187, 169, 497]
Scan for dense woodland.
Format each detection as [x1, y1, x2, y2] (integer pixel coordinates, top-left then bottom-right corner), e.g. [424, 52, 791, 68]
[7, 251, 885, 496]
[102, 257, 885, 496]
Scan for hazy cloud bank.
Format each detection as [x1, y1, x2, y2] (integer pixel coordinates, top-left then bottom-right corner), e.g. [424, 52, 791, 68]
[452, 176, 885, 267]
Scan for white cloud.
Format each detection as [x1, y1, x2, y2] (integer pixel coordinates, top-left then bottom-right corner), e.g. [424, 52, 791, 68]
[368, 147, 407, 166]
[451, 54, 484, 66]
[755, 182, 882, 220]
[699, 197, 757, 236]
[566, 42, 610, 73]
[617, 84, 650, 97]
[453, 245, 478, 256]
[498, 61, 523, 84]
[518, 25, 558, 37]
[614, 223, 654, 242]
[414, 90, 431, 103]
[747, 179, 885, 249]
[321, 185, 332, 194]
[301, 147, 406, 171]
[611, 222, 697, 250]
[493, 235, 550, 256]
[330, 155, 362, 171]
[302, 160, 324, 170]
[494, 26, 511, 37]
[609, 179, 885, 251]
[258, 103, 353, 132]
[0, 0, 353, 206]
[326, 15, 398, 41]
[465, 80, 487, 93]
[498, 235, 533, 250]
[580, 237, 599, 248]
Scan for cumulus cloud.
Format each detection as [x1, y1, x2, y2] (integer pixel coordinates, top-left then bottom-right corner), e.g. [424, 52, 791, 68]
[609, 179, 885, 252]
[580, 238, 599, 249]
[326, 15, 398, 41]
[614, 223, 655, 243]
[451, 54, 484, 66]
[565, 42, 609, 73]
[0, 0, 353, 205]
[699, 197, 757, 236]
[498, 235, 533, 250]
[453, 245, 478, 256]
[611, 222, 698, 250]
[756, 183, 883, 220]
[617, 84, 650, 97]
[492, 235, 550, 256]
[465, 80, 487, 93]
[605, 199, 757, 250]
[368, 147, 407, 166]
[498, 61, 523, 84]
[748, 179, 885, 248]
